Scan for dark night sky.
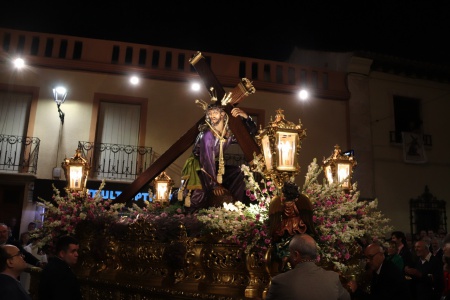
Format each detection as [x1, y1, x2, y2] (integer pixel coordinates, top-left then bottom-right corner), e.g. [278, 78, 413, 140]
[1, 2, 449, 66]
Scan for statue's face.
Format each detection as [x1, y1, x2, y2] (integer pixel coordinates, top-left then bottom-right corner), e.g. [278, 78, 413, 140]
[207, 108, 225, 126]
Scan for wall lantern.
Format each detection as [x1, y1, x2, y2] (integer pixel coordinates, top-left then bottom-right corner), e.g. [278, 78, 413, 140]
[255, 108, 306, 189]
[62, 149, 90, 193]
[322, 145, 357, 191]
[53, 86, 67, 124]
[152, 171, 174, 206]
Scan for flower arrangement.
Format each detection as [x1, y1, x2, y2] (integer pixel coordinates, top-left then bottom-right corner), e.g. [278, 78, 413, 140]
[31, 181, 126, 252]
[302, 158, 392, 274]
[31, 158, 392, 276]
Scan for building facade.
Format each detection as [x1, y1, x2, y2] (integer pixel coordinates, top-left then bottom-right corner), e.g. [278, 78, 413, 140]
[0, 27, 449, 238]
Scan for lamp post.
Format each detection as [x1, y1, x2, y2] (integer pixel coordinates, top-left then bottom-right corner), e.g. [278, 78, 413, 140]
[61, 149, 90, 193]
[255, 108, 306, 189]
[53, 86, 67, 124]
[152, 171, 174, 206]
[322, 145, 357, 191]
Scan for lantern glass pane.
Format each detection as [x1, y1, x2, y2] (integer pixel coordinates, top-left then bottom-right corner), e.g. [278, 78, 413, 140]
[276, 131, 297, 171]
[156, 182, 168, 200]
[261, 135, 272, 171]
[325, 165, 334, 184]
[338, 163, 350, 188]
[69, 165, 83, 189]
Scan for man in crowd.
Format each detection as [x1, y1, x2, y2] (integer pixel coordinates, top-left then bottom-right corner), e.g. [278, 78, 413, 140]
[349, 242, 411, 299]
[0, 244, 32, 299]
[0, 222, 44, 268]
[38, 235, 82, 300]
[266, 233, 350, 299]
[405, 239, 443, 300]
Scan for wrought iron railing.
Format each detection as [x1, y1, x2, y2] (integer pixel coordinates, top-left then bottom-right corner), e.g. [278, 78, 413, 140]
[0, 134, 40, 174]
[78, 141, 154, 181]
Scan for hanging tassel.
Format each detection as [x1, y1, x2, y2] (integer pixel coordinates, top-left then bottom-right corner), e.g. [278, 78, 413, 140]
[205, 114, 228, 185]
[185, 190, 191, 207]
[217, 137, 225, 184]
[178, 187, 184, 201]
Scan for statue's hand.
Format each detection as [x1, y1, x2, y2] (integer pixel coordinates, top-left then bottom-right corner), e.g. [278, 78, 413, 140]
[213, 186, 226, 196]
[231, 107, 248, 119]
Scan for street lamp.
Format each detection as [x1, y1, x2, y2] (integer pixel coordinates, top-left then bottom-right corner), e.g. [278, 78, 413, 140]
[53, 86, 67, 124]
[322, 145, 357, 191]
[256, 108, 307, 189]
[61, 149, 90, 193]
[152, 171, 174, 206]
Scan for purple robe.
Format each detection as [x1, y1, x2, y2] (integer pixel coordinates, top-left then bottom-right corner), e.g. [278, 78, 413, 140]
[185, 116, 257, 211]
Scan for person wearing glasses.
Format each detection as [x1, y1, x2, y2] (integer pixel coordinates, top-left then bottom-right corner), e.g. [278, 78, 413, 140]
[0, 223, 45, 268]
[0, 244, 32, 299]
[349, 242, 411, 299]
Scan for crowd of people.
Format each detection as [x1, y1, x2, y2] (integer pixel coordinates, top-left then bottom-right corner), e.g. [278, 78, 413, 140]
[2, 215, 450, 300]
[266, 229, 450, 300]
[0, 221, 81, 300]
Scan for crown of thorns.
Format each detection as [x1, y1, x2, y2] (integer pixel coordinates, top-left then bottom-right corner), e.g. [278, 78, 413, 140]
[195, 87, 233, 111]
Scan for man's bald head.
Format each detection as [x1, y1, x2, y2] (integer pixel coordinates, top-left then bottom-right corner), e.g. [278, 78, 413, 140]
[288, 234, 318, 267]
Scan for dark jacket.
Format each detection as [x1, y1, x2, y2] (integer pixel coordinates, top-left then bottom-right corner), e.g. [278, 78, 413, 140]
[0, 273, 32, 300]
[38, 256, 82, 300]
[354, 259, 412, 300]
[410, 254, 444, 300]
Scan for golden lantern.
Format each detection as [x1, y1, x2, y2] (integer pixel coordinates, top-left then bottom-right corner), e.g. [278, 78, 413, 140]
[62, 149, 90, 193]
[152, 171, 174, 206]
[322, 145, 357, 191]
[255, 108, 306, 189]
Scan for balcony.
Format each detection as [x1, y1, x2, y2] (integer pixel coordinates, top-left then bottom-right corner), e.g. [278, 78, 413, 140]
[78, 141, 154, 181]
[0, 134, 40, 174]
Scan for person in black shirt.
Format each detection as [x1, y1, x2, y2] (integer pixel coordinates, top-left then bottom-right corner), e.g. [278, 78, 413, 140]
[38, 235, 82, 300]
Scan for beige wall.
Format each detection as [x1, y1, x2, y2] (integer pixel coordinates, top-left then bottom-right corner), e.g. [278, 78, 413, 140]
[0, 66, 348, 188]
[367, 71, 450, 233]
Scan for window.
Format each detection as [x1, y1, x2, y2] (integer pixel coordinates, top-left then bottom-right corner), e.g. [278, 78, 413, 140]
[73, 41, 82, 60]
[139, 49, 147, 66]
[152, 50, 160, 68]
[239, 61, 246, 79]
[251, 62, 258, 80]
[276, 65, 283, 84]
[263, 64, 271, 81]
[393, 96, 421, 143]
[165, 52, 172, 69]
[0, 90, 33, 173]
[90, 94, 148, 181]
[111, 46, 120, 63]
[45, 38, 53, 57]
[0, 91, 31, 136]
[59, 40, 68, 58]
[125, 47, 133, 64]
[177, 53, 185, 70]
[95, 102, 140, 179]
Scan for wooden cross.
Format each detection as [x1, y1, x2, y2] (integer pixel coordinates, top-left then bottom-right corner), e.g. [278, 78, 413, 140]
[114, 52, 261, 204]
